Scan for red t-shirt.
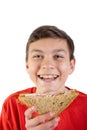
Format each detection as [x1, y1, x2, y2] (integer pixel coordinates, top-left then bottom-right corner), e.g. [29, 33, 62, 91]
[1, 87, 87, 130]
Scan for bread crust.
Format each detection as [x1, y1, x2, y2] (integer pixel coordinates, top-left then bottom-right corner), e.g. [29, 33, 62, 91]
[18, 89, 79, 118]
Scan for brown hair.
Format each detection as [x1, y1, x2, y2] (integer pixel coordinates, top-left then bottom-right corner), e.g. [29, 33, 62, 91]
[26, 25, 74, 61]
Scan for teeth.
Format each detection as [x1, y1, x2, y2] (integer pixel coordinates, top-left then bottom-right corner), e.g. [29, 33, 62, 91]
[39, 74, 58, 79]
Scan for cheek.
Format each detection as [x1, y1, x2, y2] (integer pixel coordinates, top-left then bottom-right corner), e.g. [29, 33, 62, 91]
[28, 68, 36, 83]
[59, 63, 70, 74]
[28, 63, 38, 78]
[29, 66, 36, 75]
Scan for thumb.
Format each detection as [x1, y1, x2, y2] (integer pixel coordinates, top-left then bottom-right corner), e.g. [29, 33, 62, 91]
[25, 106, 37, 120]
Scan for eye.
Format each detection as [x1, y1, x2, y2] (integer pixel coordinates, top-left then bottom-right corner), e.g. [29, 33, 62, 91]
[54, 55, 64, 59]
[33, 55, 43, 59]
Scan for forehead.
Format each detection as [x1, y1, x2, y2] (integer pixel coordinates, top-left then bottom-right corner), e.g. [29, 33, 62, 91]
[29, 38, 69, 53]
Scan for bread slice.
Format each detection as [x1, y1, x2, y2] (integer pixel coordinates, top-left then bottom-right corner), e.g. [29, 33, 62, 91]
[18, 89, 78, 118]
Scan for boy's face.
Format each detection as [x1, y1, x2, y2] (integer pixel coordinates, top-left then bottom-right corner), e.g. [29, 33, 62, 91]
[26, 38, 75, 94]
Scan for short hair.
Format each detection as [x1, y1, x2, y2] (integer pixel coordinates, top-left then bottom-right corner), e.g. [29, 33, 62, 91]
[26, 25, 74, 61]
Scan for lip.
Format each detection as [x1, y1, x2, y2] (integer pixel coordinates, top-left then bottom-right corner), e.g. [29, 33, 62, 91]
[37, 74, 59, 82]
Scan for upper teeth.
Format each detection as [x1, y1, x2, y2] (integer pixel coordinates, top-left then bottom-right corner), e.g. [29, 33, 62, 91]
[39, 74, 58, 79]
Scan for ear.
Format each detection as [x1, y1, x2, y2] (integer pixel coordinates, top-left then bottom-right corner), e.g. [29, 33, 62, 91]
[69, 58, 76, 75]
[26, 61, 29, 73]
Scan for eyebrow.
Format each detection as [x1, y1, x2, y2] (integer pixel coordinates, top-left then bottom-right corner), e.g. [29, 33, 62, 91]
[30, 49, 67, 54]
[30, 49, 44, 53]
[52, 49, 67, 54]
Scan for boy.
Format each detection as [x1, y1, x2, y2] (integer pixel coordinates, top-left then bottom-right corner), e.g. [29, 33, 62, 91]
[1, 25, 87, 130]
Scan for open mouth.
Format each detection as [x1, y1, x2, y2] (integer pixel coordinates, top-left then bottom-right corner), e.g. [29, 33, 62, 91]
[38, 74, 59, 81]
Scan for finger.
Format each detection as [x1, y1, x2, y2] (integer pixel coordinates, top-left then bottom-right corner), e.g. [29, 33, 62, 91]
[49, 117, 60, 129]
[40, 117, 60, 130]
[27, 111, 56, 127]
[31, 117, 60, 130]
[25, 106, 36, 120]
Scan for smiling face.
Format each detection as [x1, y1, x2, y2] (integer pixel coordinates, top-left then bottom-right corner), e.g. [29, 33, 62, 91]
[26, 38, 75, 94]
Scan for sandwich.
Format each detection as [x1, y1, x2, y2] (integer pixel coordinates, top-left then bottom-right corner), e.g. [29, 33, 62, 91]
[18, 89, 78, 118]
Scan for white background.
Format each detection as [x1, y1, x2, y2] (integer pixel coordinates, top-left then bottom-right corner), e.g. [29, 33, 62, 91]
[0, 0, 87, 113]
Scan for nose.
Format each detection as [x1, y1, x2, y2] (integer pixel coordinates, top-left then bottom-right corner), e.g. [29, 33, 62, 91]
[42, 64, 55, 70]
[41, 58, 55, 70]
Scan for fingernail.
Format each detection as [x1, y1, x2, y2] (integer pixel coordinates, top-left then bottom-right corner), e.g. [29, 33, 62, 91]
[49, 111, 55, 117]
[31, 106, 36, 111]
[55, 117, 60, 122]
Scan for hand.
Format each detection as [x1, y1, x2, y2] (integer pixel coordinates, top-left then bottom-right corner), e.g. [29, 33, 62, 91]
[25, 106, 60, 130]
